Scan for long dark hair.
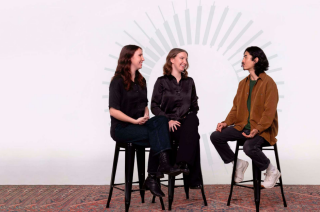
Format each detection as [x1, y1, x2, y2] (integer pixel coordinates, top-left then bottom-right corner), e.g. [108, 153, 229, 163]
[163, 48, 189, 78]
[112, 45, 146, 90]
[244, 46, 269, 76]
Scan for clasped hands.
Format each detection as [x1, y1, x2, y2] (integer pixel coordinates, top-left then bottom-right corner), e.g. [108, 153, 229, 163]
[135, 114, 149, 125]
[216, 122, 259, 138]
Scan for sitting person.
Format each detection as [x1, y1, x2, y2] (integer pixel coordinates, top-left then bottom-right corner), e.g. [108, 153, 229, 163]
[210, 46, 281, 188]
[109, 45, 181, 197]
[151, 48, 203, 189]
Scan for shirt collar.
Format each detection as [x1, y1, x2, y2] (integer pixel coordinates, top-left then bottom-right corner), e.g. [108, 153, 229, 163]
[245, 72, 266, 82]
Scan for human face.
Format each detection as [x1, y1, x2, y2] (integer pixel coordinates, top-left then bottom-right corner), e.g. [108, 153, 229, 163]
[131, 48, 144, 71]
[242, 51, 257, 71]
[170, 52, 188, 73]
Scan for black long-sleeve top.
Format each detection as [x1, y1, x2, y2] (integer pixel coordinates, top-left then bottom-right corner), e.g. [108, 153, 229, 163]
[151, 75, 199, 121]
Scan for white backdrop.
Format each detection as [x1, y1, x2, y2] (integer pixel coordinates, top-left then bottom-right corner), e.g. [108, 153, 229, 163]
[0, 0, 319, 185]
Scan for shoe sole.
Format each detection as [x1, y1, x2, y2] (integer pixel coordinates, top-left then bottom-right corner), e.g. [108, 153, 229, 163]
[262, 171, 281, 189]
[234, 161, 249, 183]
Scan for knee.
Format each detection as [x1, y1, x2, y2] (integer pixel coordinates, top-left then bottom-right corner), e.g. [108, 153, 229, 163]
[155, 115, 169, 126]
[243, 142, 256, 157]
[210, 131, 220, 144]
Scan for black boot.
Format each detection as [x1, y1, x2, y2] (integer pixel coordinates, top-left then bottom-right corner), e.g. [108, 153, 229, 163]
[142, 174, 165, 197]
[158, 151, 182, 176]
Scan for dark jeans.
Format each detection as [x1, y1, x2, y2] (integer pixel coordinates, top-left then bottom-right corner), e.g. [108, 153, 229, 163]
[114, 115, 171, 174]
[210, 126, 270, 171]
[149, 113, 202, 185]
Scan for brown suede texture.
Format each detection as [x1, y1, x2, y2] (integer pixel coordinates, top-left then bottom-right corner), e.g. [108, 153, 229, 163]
[224, 72, 278, 145]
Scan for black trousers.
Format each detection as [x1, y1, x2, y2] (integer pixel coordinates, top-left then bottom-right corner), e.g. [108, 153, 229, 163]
[148, 113, 202, 185]
[172, 113, 202, 185]
[210, 126, 270, 171]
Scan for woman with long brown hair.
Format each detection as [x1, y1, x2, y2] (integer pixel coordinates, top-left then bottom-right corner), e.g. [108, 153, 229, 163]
[109, 45, 181, 197]
[151, 48, 203, 189]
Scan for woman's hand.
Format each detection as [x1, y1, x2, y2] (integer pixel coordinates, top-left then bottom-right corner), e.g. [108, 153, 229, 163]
[135, 117, 148, 125]
[169, 120, 181, 132]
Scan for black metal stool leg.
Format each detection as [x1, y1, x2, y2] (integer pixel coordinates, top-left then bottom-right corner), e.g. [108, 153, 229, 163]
[168, 175, 176, 210]
[274, 144, 287, 207]
[183, 174, 190, 199]
[151, 178, 165, 210]
[106, 145, 120, 208]
[253, 162, 261, 212]
[136, 147, 145, 203]
[200, 171, 208, 206]
[151, 195, 156, 203]
[227, 142, 240, 206]
[159, 196, 165, 210]
[125, 143, 136, 212]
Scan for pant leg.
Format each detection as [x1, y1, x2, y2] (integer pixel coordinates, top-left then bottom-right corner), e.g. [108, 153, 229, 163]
[173, 113, 200, 166]
[144, 116, 172, 174]
[115, 115, 171, 154]
[172, 113, 202, 185]
[243, 136, 270, 171]
[114, 116, 172, 175]
[210, 126, 247, 164]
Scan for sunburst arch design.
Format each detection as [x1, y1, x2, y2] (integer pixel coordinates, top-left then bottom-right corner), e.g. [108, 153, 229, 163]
[103, 0, 284, 174]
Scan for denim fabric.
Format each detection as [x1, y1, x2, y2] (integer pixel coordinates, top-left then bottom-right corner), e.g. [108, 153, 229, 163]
[210, 126, 270, 171]
[114, 116, 171, 155]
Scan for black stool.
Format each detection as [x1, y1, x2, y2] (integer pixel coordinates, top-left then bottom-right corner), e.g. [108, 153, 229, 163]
[158, 140, 208, 210]
[106, 142, 165, 212]
[227, 140, 287, 211]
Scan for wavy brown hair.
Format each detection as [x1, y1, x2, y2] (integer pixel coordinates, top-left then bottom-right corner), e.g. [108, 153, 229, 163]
[112, 45, 146, 90]
[163, 48, 189, 78]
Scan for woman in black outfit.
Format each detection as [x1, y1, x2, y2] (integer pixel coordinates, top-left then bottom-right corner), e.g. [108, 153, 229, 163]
[109, 45, 181, 197]
[151, 48, 203, 188]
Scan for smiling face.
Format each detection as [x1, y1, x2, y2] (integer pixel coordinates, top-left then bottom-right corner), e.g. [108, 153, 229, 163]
[130, 48, 144, 71]
[170, 51, 188, 73]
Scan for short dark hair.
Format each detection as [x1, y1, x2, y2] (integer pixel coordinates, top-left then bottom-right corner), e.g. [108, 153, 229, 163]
[244, 46, 269, 76]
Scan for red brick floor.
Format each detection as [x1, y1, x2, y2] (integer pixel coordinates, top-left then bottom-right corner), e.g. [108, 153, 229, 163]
[0, 185, 319, 211]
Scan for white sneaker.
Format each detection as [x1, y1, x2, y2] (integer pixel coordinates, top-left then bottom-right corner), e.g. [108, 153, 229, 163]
[234, 159, 249, 183]
[262, 169, 281, 188]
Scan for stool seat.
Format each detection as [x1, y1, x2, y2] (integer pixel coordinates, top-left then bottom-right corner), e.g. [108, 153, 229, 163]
[227, 140, 287, 212]
[106, 142, 165, 212]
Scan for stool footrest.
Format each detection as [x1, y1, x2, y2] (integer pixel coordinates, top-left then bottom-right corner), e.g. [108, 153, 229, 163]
[113, 180, 140, 186]
[113, 186, 144, 193]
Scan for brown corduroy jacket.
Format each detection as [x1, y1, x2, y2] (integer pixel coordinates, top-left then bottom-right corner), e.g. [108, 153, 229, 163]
[223, 72, 279, 145]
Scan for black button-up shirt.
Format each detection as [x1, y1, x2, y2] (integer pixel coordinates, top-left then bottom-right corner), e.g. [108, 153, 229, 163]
[151, 75, 199, 121]
[109, 76, 148, 140]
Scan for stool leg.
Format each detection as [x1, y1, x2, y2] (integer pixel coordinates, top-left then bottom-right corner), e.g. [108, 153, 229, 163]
[136, 147, 145, 203]
[200, 170, 208, 206]
[151, 195, 156, 203]
[183, 174, 190, 199]
[227, 142, 240, 206]
[168, 175, 175, 210]
[125, 143, 135, 212]
[106, 145, 120, 208]
[159, 197, 165, 210]
[274, 144, 287, 207]
[253, 162, 261, 212]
